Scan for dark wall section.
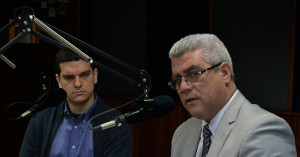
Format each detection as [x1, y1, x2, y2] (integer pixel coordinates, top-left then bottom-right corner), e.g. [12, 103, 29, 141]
[145, 0, 209, 99]
[293, 1, 300, 112]
[80, 0, 145, 97]
[212, 0, 292, 111]
[79, 0, 210, 99]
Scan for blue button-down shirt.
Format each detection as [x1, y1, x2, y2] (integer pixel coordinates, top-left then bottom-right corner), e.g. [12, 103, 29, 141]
[49, 95, 97, 157]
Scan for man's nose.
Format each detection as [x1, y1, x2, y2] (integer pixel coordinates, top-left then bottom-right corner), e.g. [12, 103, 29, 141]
[74, 76, 82, 87]
[178, 77, 192, 92]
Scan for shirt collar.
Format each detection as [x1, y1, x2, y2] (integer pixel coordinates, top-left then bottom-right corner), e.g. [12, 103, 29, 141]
[203, 89, 238, 135]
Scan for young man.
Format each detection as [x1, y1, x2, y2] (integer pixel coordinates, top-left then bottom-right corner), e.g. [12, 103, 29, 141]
[20, 50, 132, 157]
[168, 34, 297, 157]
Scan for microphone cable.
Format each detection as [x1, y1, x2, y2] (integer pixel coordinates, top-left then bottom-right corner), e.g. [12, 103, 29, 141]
[5, 71, 52, 122]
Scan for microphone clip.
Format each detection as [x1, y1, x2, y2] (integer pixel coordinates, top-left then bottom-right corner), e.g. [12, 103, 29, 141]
[134, 97, 154, 111]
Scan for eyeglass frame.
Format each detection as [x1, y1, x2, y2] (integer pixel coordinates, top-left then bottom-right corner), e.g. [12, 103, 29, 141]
[168, 62, 222, 91]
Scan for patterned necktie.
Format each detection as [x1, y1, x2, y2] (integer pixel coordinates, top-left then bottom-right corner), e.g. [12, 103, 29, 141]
[202, 124, 212, 157]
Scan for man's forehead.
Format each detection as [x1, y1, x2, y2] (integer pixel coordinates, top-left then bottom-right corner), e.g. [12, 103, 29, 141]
[59, 60, 92, 74]
[171, 64, 201, 77]
[171, 52, 207, 75]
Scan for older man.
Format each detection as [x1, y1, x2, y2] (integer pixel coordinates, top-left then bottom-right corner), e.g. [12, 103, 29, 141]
[169, 34, 296, 157]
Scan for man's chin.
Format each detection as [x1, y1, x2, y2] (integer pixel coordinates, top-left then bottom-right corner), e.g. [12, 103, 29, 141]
[188, 108, 204, 119]
[69, 96, 88, 104]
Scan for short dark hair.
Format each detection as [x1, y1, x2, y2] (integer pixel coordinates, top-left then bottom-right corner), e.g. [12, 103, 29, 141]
[54, 49, 95, 75]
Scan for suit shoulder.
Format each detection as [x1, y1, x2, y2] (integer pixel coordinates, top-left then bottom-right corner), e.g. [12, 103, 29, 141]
[240, 102, 286, 123]
[179, 117, 201, 129]
[173, 117, 201, 138]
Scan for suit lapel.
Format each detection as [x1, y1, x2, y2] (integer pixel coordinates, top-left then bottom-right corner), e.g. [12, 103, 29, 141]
[184, 118, 203, 157]
[207, 90, 246, 157]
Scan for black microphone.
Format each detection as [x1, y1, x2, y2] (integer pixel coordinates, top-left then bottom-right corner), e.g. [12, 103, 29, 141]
[18, 88, 66, 119]
[96, 95, 175, 130]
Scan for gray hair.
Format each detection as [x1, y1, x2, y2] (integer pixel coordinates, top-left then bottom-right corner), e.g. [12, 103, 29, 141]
[169, 33, 234, 79]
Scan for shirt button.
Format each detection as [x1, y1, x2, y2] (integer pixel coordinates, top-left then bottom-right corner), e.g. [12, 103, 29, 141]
[83, 120, 86, 123]
[72, 145, 76, 149]
[74, 125, 77, 129]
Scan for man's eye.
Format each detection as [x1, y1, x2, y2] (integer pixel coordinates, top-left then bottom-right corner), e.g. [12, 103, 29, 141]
[190, 71, 199, 76]
[185, 71, 198, 78]
[64, 76, 74, 81]
[173, 78, 182, 84]
[80, 73, 90, 78]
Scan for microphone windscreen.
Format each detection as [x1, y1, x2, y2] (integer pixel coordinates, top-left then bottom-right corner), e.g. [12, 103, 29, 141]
[153, 95, 175, 118]
[124, 95, 175, 124]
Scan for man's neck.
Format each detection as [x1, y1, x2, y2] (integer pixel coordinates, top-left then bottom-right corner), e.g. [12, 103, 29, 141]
[68, 95, 95, 114]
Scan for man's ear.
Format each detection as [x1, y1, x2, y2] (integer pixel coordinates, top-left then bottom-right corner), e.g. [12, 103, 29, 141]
[219, 62, 231, 83]
[93, 68, 98, 84]
[55, 74, 62, 88]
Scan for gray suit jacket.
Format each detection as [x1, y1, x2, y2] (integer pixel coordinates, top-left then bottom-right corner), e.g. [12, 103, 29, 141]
[171, 90, 297, 157]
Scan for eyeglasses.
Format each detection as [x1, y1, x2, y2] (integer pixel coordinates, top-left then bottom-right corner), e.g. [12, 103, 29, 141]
[168, 63, 222, 91]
